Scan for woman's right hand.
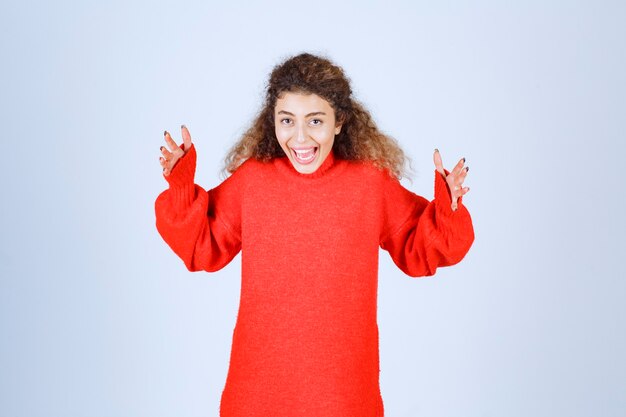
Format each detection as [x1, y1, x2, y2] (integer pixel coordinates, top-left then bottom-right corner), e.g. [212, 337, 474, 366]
[159, 125, 193, 176]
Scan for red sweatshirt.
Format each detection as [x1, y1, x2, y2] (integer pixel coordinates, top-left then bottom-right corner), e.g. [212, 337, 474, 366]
[155, 144, 474, 417]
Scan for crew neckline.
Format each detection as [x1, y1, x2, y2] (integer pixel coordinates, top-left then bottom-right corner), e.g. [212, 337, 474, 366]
[274, 149, 346, 180]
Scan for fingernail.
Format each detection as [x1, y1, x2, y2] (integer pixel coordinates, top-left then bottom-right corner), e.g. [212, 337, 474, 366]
[164, 130, 168, 136]
[462, 157, 466, 163]
[181, 124, 186, 129]
[434, 148, 439, 153]
[160, 146, 164, 151]
[162, 167, 166, 172]
[465, 166, 469, 172]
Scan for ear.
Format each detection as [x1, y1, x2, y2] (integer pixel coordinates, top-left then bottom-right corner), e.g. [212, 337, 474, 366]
[335, 116, 344, 135]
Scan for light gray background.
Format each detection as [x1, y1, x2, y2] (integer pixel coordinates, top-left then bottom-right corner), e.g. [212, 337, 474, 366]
[1, 1, 624, 416]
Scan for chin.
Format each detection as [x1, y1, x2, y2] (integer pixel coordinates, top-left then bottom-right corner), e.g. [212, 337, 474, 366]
[291, 160, 320, 174]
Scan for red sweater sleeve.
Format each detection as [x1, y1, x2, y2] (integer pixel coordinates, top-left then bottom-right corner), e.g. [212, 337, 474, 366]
[379, 170, 475, 277]
[154, 144, 242, 272]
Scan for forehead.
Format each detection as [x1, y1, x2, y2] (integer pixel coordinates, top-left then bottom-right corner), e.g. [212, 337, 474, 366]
[275, 92, 335, 115]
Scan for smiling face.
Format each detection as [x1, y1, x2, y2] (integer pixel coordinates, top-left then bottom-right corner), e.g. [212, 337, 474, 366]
[274, 92, 342, 174]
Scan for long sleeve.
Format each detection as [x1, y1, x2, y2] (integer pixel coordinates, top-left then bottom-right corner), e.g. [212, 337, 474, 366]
[379, 170, 474, 277]
[155, 144, 243, 272]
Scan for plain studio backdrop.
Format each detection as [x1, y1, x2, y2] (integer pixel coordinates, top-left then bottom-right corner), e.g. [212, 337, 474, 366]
[1, 1, 624, 416]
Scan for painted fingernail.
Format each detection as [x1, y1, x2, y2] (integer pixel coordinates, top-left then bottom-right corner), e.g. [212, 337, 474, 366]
[465, 166, 469, 172]
[160, 146, 164, 151]
[435, 148, 439, 153]
[181, 124, 186, 129]
[164, 130, 168, 136]
[462, 157, 466, 163]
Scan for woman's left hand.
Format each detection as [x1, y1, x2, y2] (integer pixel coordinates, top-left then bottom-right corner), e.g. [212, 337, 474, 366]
[433, 149, 470, 211]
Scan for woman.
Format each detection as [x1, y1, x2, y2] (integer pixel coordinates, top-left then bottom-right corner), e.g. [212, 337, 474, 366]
[156, 53, 474, 417]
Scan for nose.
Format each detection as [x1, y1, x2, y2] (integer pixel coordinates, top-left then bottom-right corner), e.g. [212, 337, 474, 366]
[296, 124, 306, 143]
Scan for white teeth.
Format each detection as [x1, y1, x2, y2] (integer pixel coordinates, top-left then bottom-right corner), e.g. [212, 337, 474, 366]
[293, 148, 316, 162]
[296, 154, 314, 162]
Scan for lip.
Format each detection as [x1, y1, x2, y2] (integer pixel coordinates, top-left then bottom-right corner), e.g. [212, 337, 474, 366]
[291, 146, 318, 165]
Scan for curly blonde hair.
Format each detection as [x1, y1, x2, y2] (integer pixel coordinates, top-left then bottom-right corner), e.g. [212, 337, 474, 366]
[224, 53, 409, 179]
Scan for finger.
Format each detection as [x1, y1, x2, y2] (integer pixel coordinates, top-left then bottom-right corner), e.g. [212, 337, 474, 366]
[461, 186, 470, 196]
[160, 145, 172, 159]
[456, 166, 469, 184]
[181, 124, 192, 152]
[451, 157, 466, 177]
[161, 161, 170, 176]
[433, 149, 445, 176]
[450, 184, 464, 207]
[163, 158, 173, 175]
[164, 130, 181, 153]
[159, 155, 172, 175]
[451, 182, 464, 193]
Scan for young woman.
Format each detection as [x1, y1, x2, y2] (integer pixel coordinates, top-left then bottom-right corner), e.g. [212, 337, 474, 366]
[156, 53, 474, 417]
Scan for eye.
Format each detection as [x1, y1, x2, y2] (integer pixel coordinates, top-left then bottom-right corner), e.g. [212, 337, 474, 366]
[280, 118, 293, 125]
[310, 119, 323, 126]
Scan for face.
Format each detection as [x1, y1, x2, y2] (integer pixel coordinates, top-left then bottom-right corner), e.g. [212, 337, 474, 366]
[274, 92, 342, 174]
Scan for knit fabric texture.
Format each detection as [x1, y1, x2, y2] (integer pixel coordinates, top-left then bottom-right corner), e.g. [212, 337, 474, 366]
[155, 144, 474, 417]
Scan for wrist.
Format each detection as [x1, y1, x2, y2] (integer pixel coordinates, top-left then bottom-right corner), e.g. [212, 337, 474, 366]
[164, 143, 197, 188]
[434, 169, 463, 215]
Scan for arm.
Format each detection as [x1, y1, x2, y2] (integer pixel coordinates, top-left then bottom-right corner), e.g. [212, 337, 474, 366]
[380, 169, 474, 277]
[155, 128, 242, 272]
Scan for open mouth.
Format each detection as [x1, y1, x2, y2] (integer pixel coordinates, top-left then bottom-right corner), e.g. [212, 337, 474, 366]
[291, 147, 318, 165]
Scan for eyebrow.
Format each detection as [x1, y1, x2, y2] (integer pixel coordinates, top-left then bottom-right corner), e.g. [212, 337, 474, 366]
[277, 110, 327, 117]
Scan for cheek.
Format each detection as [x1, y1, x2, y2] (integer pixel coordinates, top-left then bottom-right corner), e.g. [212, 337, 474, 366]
[274, 126, 289, 145]
[316, 128, 335, 146]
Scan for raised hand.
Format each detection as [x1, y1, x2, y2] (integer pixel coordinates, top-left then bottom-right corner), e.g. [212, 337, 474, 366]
[433, 149, 470, 211]
[159, 125, 193, 176]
